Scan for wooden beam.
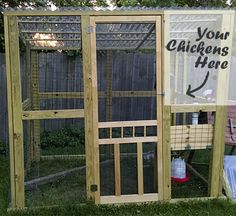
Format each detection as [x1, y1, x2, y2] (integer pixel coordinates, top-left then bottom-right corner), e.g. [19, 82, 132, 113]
[209, 13, 234, 197]
[39, 92, 85, 99]
[22, 109, 84, 120]
[156, 16, 164, 200]
[162, 106, 171, 200]
[5, 9, 232, 16]
[98, 120, 157, 128]
[38, 91, 156, 99]
[5, 15, 25, 209]
[114, 144, 121, 196]
[171, 104, 216, 113]
[4, 14, 16, 209]
[82, 15, 100, 204]
[100, 193, 159, 204]
[94, 16, 159, 23]
[137, 142, 144, 195]
[209, 106, 227, 197]
[99, 136, 157, 145]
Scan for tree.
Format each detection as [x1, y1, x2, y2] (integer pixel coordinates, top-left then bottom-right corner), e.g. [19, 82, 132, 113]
[113, 0, 229, 7]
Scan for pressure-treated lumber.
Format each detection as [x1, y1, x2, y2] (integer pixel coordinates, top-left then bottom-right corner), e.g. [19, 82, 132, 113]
[99, 136, 157, 145]
[5, 9, 232, 17]
[114, 144, 121, 196]
[156, 15, 164, 201]
[137, 142, 144, 195]
[98, 120, 157, 128]
[209, 106, 227, 197]
[162, 106, 171, 200]
[22, 109, 84, 120]
[171, 104, 216, 113]
[82, 15, 100, 204]
[100, 193, 159, 204]
[38, 91, 155, 99]
[5, 15, 25, 209]
[4, 14, 16, 209]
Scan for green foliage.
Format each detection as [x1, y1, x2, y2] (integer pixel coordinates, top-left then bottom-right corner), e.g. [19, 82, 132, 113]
[0, 140, 6, 155]
[52, 0, 108, 7]
[113, 0, 229, 7]
[0, 156, 9, 215]
[40, 128, 85, 151]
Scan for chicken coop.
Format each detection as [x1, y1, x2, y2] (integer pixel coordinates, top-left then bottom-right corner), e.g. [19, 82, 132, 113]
[3, 7, 235, 209]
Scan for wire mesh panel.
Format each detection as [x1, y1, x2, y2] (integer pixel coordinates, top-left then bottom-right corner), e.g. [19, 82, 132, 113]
[171, 111, 215, 198]
[24, 119, 86, 207]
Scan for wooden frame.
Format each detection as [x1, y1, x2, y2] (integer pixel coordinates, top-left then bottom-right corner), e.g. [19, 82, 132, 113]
[4, 9, 234, 209]
[4, 15, 25, 209]
[91, 16, 165, 203]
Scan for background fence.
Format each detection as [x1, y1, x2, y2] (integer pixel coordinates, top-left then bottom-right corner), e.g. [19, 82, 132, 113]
[1, 52, 236, 148]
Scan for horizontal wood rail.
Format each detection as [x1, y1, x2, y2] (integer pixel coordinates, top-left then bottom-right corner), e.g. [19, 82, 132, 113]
[100, 193, 159, 204]
[99, 136, 157, 145]
[39, 91, 156, 99]
[171, 104, 216, 113]
[98, 120, 157, 128]
[22, 109, 84, 120]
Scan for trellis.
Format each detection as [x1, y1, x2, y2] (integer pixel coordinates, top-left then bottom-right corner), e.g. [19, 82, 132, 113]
[3, 7, 234, 209]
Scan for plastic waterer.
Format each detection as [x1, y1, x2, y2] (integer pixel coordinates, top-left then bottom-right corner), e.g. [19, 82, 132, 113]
[171, 157, 186, 179]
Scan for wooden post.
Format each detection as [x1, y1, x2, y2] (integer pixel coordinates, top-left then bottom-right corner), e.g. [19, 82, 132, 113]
[162, 13, 171, 200]
[114, 143, 121, 196]
[209, 106, 227, 197]
[31, 50, 40, 162]
[137, 142, 144, 195]
[182, 52, 187, 124]
[209, 13, 234, 197]
[4, 15, 25, 208]
[81, 15, 100, 204]
[162, 106, 171, 199]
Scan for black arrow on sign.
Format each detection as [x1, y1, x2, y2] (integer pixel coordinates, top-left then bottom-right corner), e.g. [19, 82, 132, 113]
[186, 71, 210, 98]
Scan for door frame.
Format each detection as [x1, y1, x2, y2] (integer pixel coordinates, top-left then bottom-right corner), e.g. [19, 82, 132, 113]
[84, 15, 169, 204]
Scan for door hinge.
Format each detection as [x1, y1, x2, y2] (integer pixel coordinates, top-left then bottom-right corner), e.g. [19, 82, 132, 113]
[86, 26, 94, 34]
[91, 184, 98, 192]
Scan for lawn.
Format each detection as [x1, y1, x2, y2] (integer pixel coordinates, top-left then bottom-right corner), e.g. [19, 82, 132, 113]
[2, 156, 236, 216]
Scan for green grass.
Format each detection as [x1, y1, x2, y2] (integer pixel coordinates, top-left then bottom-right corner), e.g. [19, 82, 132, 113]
[26, 159, 85, 181]
[0, 155, 10, 215]
[4, 199, 236, 216]
[2, 155, 236, 215]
